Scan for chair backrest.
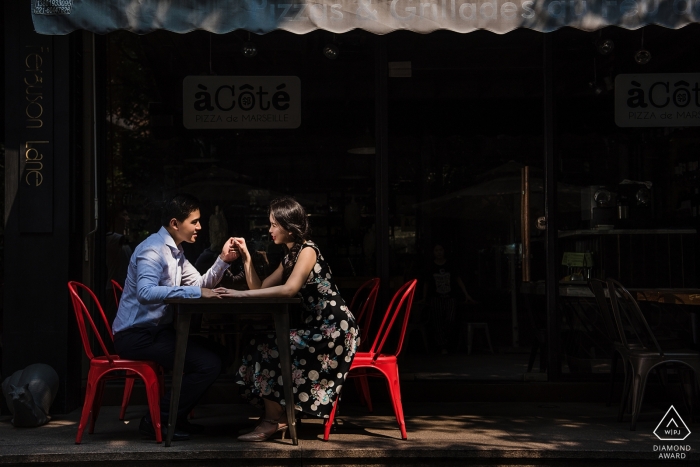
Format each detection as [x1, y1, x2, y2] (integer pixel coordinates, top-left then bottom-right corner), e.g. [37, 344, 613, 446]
[67, 281, 115, 362]
[367, 279, 418, 360]
[588, 278, 619, 344]
[110, 279, 123, 308]
[349, 278, 380, 345]
[607, 278, 663, 355]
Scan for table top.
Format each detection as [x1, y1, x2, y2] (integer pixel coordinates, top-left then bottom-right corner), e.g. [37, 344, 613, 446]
[631, 289, 700, 306]
[521, 281, 700, 306]
[165, 297, 301, 305]
[558, 228, 697, 238]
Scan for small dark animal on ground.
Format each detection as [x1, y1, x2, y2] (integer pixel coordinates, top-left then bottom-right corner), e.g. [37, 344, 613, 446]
[2, 363, 59, 427]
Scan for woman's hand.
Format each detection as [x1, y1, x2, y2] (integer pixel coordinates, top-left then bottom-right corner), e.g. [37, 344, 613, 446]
[212, 287, 241, 297]
[233, 237, 251, 260]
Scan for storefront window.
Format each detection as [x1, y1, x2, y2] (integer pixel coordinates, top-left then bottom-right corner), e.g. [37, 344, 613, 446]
[105, 30, 376, 295]
[104, 24, 700, 381]
[386, 30, 545, 374]
[552, 25, 700, 378]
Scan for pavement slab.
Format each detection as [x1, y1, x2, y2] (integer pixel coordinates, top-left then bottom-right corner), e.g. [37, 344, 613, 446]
[0, 401, 696, 465]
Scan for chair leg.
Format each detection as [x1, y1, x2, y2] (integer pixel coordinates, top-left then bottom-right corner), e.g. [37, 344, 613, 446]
[90, 379, 107, 434]
[618, 360, 633, 423]
[382, 364, 407, 440]
[144, 376, 163, 444]
[608, 352, 619, 407]
[120, 374, 135, 420]
[630, 366, 652, 431]
[323, 398, 340, 441]
[76, 378, 98, 444]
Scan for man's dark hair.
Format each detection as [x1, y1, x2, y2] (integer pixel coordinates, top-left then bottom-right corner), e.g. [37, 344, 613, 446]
[161, 193, 200, 227]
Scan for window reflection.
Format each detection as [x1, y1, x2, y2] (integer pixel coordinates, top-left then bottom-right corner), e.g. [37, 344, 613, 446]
[106, 30, 377, 288]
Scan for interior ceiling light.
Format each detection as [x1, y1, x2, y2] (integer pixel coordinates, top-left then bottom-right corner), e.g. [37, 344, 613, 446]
[242, 41, 258, 58]
[635, 28, 650, 65]
[596, 39, 614, 55]
[323, 43, 339, 60]
[635, 49, 651, 65]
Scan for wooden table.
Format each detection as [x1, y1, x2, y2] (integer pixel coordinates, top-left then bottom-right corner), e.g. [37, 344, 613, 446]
[522, 282, 700, 305]
[163, 297, 301, 447]
[522, 282, 700, 345]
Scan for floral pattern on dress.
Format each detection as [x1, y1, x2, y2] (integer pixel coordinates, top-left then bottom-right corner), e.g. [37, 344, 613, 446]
[236, 242, 358, 418]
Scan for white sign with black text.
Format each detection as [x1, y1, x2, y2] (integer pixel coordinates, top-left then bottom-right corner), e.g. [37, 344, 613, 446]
[615, 74, 700, 128]
[183, 76, 301, 129]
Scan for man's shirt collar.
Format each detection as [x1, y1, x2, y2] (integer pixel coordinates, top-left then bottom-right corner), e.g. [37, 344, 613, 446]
[157, 226, 182, 255]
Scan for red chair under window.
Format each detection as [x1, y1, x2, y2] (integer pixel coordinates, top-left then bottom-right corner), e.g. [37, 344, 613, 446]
[348, 277, 381, 412]
[68, 281, 163, 444]
[324, 278, 418, 441]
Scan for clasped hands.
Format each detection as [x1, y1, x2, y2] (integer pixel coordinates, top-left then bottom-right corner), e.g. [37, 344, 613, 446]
[201, 237, 250, 299]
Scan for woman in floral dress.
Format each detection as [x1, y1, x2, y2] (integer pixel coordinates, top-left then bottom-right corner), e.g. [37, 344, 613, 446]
[215, 197, 359, 442]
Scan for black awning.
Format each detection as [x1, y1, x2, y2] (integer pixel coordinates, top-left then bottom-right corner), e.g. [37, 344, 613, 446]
[32, 0, 700, 35]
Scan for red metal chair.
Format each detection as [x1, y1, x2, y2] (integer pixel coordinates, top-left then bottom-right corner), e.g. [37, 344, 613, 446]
[110, 279, 123, 311]
[348, 277, 381, 412]
[68, 281, 163, 443]
[110, 279, 169, 421]
[324, 278, 418, 441]
[351, 278, 381, 345]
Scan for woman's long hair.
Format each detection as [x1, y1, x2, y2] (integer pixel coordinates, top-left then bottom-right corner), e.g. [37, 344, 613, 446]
[269, 197, 311, 280]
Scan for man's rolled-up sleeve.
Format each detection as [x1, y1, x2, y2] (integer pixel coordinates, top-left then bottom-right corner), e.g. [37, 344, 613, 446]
[182, 256, 228, 289]
[136, 249, 201, 303]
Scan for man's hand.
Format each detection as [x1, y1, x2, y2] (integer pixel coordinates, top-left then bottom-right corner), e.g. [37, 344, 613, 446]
[219, 237, 240, 263]
[212, 287, 240, 298]
[201, 288, 222, 299]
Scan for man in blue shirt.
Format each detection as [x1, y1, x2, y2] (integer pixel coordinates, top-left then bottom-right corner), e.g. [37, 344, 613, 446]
[113, 194, 239, 441]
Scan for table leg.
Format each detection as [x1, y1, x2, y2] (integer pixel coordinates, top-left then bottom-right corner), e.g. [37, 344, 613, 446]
[274, 305, 298, 445]
[165, 307, 191, 447]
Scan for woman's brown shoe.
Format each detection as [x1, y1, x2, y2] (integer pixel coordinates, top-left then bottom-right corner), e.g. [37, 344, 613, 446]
[237, 418, 288, 442]
[237, 416, 262, 435]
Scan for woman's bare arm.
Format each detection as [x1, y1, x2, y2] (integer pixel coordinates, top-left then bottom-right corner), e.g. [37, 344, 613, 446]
[215, 247, 316, 298]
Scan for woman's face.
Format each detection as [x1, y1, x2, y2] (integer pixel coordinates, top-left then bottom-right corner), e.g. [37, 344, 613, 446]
[269, 213, 294, 245]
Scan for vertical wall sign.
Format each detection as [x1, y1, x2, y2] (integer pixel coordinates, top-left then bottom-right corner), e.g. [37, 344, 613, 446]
[19, 26, 53, 232]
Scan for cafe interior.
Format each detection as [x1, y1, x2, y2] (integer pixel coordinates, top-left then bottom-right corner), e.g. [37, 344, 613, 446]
[100, 21, 700, 391]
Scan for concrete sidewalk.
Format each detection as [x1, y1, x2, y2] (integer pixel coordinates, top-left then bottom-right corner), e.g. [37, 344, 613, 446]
[0, 399, 696, 466]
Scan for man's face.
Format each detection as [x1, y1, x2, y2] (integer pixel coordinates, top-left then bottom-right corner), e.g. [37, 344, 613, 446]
[171, 209, 201, 245]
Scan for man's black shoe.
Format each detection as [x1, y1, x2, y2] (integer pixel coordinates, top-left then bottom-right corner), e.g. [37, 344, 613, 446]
[139, 416, 189, 441]
[176, 419, 205, 435]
